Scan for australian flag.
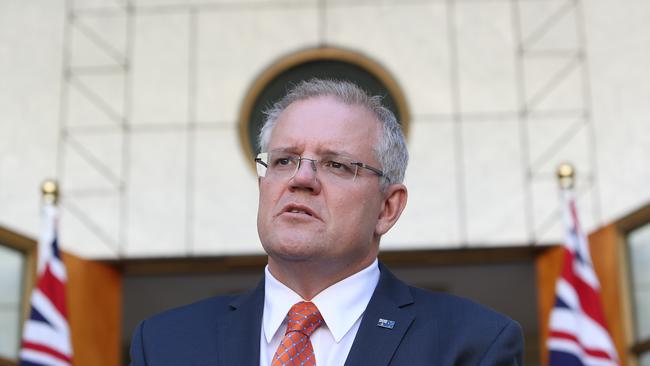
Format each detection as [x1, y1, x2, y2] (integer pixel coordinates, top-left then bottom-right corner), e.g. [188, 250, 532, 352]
[19, 203, 73, 366]
[548, 189, 618, 366]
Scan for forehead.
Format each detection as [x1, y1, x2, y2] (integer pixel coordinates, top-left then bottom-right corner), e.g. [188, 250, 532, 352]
[268, 96, 381, 156]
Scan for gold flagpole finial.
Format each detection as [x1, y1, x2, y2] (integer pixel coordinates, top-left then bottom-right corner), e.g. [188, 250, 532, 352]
[556, 163, 575, 190]
[41, 179, 59, 205]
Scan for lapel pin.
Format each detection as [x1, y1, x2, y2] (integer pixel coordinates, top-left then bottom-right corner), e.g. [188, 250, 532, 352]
[377, 318, 396, 329]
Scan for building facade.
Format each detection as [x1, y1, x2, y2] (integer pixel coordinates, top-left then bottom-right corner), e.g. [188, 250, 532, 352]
[1, 0, 649, 365]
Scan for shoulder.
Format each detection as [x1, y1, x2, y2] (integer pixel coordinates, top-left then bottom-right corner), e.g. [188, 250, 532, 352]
[377, 263, 516, 331]
[373, 265, 524, 364]
[149, 294, 236, 326]
[409, 285, 512, 327]
[135, 294, 237, 341]
[406, 286, 524, 364]
[377, 263, 517, 333]
[129, 294, 244, 365]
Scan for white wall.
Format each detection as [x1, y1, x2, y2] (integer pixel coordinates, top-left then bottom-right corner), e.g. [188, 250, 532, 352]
[1, 0, 649, 259]
[0, 0, 64, 240]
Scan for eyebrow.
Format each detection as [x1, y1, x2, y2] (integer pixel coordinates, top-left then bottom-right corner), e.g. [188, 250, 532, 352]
[269, 146, 355, 159]
[319, 148, 356, 160]
[268, 146, 299, 154]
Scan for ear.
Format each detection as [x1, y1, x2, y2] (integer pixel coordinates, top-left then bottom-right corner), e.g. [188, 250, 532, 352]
[375, 184, 408, 236]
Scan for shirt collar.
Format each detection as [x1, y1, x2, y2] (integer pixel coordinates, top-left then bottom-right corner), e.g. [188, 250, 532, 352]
[263, 259, 380, 343]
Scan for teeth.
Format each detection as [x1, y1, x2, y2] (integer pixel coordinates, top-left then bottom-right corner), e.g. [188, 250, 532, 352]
[289, 209, 310, 216]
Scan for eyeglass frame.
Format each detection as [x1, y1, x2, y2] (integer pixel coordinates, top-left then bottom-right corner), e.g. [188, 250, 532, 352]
[254, 150, 386, 183]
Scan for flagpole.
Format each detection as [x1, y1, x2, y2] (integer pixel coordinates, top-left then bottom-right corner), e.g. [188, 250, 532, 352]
[36, 181, 59, 276]
[547, 163, 620, 366]
[20, 179, 74, 366]
[23, 179, 59, 314]
[41, 179, 59, 205]
[21, 180, 58, 331]
[556, 162, 574, 190]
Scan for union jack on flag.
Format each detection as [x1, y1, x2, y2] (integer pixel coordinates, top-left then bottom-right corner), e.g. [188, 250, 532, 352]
[20, 203, 73, 366]
[548, 188, 619, 366]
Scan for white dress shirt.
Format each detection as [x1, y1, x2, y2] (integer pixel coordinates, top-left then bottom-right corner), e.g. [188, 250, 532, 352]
[260, 259, 380, 366]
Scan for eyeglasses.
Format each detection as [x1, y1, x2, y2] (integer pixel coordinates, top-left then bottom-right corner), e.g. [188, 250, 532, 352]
[255, 150, 385, 183]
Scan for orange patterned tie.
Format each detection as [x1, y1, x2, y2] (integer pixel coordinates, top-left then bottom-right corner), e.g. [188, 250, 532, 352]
[271, 301, 324, 366]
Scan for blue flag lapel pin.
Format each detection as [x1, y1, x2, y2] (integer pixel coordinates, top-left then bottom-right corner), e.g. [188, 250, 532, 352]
[377, 318, 396, 329]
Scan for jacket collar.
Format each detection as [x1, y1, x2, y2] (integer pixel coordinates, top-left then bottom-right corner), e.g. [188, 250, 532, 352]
[215, 262, 416, 366]
[216, 280, 265, 366]
[344, 263, 416, 366]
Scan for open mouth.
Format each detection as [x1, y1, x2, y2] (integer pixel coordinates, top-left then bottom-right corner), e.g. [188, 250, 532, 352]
[287, 208, 312, 216]
[282, 204, 317, 218]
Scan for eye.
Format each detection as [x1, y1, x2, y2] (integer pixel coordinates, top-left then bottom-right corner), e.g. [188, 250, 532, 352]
[327, 161, 344, 169]
[324, 159, 354, 175]
[277, 158, 291, 166]
[270, 154, 297, 169]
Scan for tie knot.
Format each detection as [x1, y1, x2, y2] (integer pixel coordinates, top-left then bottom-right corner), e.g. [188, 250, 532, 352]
[285, 301, 323, 337]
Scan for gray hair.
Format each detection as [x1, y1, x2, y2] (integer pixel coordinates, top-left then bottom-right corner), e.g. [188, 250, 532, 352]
[258, 79, 408, 189]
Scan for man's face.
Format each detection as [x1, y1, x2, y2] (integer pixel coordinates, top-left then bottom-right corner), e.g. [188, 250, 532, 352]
[257, 96, 385, 271]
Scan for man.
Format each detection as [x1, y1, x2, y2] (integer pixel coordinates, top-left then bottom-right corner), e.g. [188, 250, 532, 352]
[130, 79, 524, 365]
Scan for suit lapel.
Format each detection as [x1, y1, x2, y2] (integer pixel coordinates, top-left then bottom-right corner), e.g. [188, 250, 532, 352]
[344, 264, 415, 366]
[216, 280, 265, 366]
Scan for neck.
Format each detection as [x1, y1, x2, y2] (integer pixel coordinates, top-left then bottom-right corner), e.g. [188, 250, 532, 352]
[267, 256, 376, 300]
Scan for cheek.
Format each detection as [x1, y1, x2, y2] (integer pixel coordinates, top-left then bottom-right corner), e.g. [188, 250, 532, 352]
[259, 180, 279, 204]
[257, 182, 279, 224]
[329, 193, 378, 233]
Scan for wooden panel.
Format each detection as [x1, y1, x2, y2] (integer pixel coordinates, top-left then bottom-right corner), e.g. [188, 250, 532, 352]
[0, 355, 17, 366]
[536, 224, 628, 365]
[63, 252, 122, 366]
[590, 225, 628, 365]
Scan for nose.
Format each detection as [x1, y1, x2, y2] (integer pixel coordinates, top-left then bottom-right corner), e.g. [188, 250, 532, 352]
[289, 158, 321, 194]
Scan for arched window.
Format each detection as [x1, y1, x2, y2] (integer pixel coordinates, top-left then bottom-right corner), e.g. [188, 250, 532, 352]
[238, 48, 409, 161]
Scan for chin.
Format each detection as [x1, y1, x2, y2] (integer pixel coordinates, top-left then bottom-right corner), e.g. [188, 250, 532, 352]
[263, 237, 322, 262]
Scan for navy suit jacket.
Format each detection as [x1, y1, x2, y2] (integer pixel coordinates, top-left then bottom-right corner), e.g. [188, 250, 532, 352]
[130, 264, 524, 365]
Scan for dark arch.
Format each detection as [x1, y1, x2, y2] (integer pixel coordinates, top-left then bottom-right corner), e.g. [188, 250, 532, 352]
[238, 47, 410, 163]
